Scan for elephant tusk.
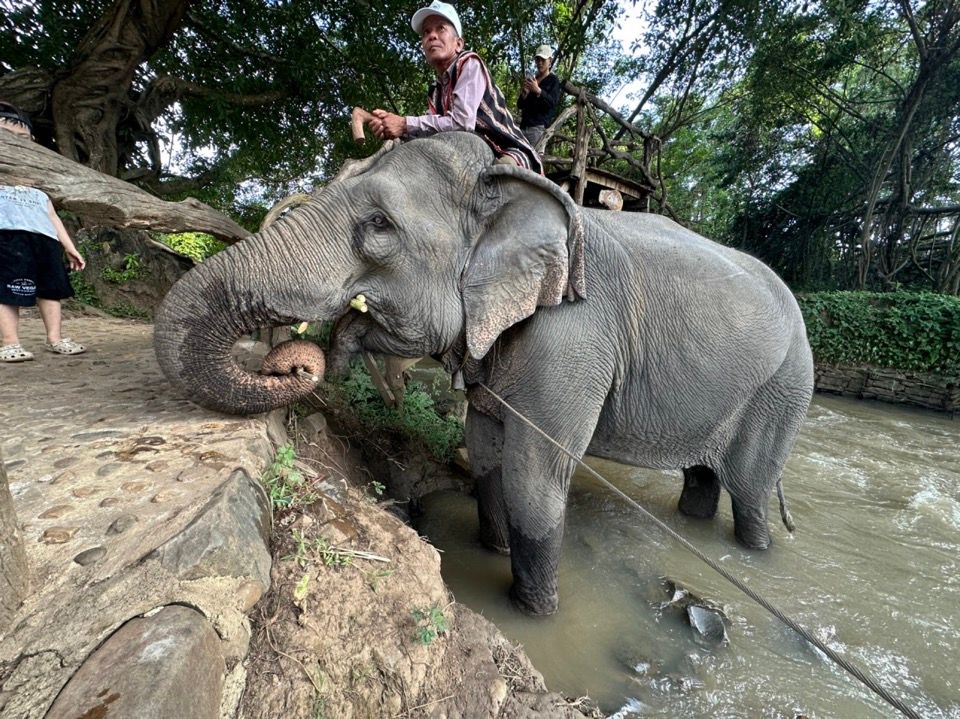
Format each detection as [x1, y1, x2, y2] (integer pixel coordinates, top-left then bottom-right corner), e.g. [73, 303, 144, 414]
[350, 294, 369, 313]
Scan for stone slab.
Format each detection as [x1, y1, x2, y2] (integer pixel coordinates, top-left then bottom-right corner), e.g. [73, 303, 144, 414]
[45, 604, 225, 719]
[0, 314, 278, 718]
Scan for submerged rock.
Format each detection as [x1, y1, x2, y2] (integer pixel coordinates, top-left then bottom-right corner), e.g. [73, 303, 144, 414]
[686, 604, 728, 643]
[661, 578, 729, 644]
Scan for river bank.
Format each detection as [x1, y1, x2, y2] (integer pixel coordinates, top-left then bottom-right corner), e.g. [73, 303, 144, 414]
[0, 311, 600, 719]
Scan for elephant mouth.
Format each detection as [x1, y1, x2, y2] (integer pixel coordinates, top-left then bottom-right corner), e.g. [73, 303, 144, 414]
[325, 310, 368, 379]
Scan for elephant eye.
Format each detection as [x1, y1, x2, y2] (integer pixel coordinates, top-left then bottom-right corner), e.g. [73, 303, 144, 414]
[367, 212, 390, 230]
[352, 211, 397, 262]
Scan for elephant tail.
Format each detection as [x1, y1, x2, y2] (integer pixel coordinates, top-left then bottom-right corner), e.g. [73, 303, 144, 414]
[777, 478, 796, 533]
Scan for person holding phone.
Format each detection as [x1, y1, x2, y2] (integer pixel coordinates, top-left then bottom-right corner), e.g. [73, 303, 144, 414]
[517, 45, 561, 149]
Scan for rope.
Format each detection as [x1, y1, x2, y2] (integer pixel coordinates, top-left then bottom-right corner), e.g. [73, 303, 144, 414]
[477, 382, 923, 719]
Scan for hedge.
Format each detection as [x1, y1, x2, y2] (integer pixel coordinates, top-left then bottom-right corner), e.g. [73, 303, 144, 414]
[795, 291, 960, 376]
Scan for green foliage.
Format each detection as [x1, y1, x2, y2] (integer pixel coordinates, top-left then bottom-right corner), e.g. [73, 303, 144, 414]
[101, 253, 145, 284]
[337, 363, 464, 463]
[292, 322, 333, 349]
[262, 444, 313, 510]
[68, 272, 99, 306]
[105, 302, 149, 319]
[285, 529, 353, 569]
[797, 291, 960, 375]
[411, 605, 449, 645]
[156, 232, 226, 263]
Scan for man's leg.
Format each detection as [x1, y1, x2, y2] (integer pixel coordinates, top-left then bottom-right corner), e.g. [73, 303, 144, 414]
[0, 304, 20, 346]
[37, 298, 63, 344]
[523, 126, 544, 147]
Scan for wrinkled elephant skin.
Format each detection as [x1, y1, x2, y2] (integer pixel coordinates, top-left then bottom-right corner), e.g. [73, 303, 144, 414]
[154, 132, 814, 616]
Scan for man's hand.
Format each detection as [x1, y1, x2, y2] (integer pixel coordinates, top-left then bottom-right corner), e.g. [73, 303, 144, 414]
[369, 109, 407, 140]
[64, 245, 85, 271]
[523, 77, 541, 96]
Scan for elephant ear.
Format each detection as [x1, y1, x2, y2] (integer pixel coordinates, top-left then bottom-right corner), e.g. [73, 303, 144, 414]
[462, 165, 586, 360]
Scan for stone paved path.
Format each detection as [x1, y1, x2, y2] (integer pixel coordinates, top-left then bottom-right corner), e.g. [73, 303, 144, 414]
[0, 312, 281, 718]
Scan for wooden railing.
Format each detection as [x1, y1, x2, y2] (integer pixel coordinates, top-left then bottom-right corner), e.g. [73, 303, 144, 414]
[535, 80, 672, 217]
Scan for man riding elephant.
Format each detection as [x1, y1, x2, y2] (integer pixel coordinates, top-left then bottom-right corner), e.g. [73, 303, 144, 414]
[367, 1, 541, 173]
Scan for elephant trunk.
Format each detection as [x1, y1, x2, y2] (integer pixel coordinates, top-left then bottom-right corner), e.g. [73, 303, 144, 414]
[154, 216, 334, 415]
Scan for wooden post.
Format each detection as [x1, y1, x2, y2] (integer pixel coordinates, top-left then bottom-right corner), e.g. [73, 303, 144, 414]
[571, 94, 591, 206]
[0, 449, 29, 634]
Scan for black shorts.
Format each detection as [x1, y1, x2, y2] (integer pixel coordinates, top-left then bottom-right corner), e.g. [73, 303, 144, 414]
[0, 229, 75, 306]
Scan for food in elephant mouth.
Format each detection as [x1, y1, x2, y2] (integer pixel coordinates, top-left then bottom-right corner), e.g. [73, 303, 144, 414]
[259, 339, 325, 382]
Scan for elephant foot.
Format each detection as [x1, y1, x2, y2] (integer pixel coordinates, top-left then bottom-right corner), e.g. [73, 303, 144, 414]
[732, 498, 771, 550]
[678, 465, 721, 519]
[509, 583, 558, 616]
[735, 525, 771, 550]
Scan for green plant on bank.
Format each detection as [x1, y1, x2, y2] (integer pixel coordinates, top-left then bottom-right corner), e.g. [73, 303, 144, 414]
[263, 444, 313, 510]
[797, 291, 960, 376]
[285, 529, 353, 569]
[66, 274, 148, 319]
[412, 605, 449, 646]
[368, 480, 385, 498]
[155, 231, 226, 263]
[101, 253, 146, 283]
[317, 537, 352, 567]
[336, 363, 464, 462]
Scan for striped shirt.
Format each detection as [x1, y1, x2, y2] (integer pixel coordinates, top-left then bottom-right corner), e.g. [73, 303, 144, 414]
[406, 51, 542, 174]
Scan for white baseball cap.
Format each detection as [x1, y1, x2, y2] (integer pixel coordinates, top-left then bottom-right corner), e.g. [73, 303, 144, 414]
[534, 44, 554, 59]
[411, 1, 462, 37]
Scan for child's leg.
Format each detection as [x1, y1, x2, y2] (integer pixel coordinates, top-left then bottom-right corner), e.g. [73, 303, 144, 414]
[0, 304, 20, 345]
[37, 298, 63, 344]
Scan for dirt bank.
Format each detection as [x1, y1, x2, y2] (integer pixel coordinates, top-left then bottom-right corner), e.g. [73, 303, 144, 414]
[238, 397, 601, 719]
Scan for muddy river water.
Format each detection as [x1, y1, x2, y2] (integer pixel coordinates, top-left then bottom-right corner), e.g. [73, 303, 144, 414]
[417, 395, 960, 718]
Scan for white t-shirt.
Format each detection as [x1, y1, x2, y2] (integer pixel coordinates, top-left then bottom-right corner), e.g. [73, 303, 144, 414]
[0, 185, 58, 240]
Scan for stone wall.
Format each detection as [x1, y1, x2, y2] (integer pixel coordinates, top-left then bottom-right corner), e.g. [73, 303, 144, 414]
[76, 227, 194, 319]
[0, 448, 29, 636]
[815, 364, 959, 414]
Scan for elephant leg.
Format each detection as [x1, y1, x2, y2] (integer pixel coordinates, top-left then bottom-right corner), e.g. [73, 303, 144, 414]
[718, 368, 809, 550]
[678, 465, 721, 519]
[464, 406, 509, 554]
[500, 396, 604, 616]
[731, 492, 772, 549]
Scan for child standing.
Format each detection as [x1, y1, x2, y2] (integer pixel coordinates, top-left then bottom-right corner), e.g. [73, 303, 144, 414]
[0, 101, 87, 362]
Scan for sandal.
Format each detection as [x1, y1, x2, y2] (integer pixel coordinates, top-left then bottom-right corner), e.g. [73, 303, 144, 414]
[45, 338, 86, 355]
[0, 343, 34, 362]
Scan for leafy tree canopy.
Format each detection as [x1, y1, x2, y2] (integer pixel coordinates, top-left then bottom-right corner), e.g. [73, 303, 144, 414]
[0, 0, 619, 222]
[2, 0, 958, 294]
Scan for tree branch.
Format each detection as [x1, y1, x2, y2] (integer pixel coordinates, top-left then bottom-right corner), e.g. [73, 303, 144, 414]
[0, 133, 249, 243]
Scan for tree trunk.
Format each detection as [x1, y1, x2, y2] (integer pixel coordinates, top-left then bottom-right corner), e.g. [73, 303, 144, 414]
[0, 449, 29, 636]
[51, 0, 191, 175]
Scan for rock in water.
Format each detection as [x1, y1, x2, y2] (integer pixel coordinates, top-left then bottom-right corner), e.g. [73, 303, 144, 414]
[686, 604, 728, 644]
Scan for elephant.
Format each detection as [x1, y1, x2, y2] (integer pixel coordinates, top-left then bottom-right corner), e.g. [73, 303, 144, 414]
[154, 131, 814, 616]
